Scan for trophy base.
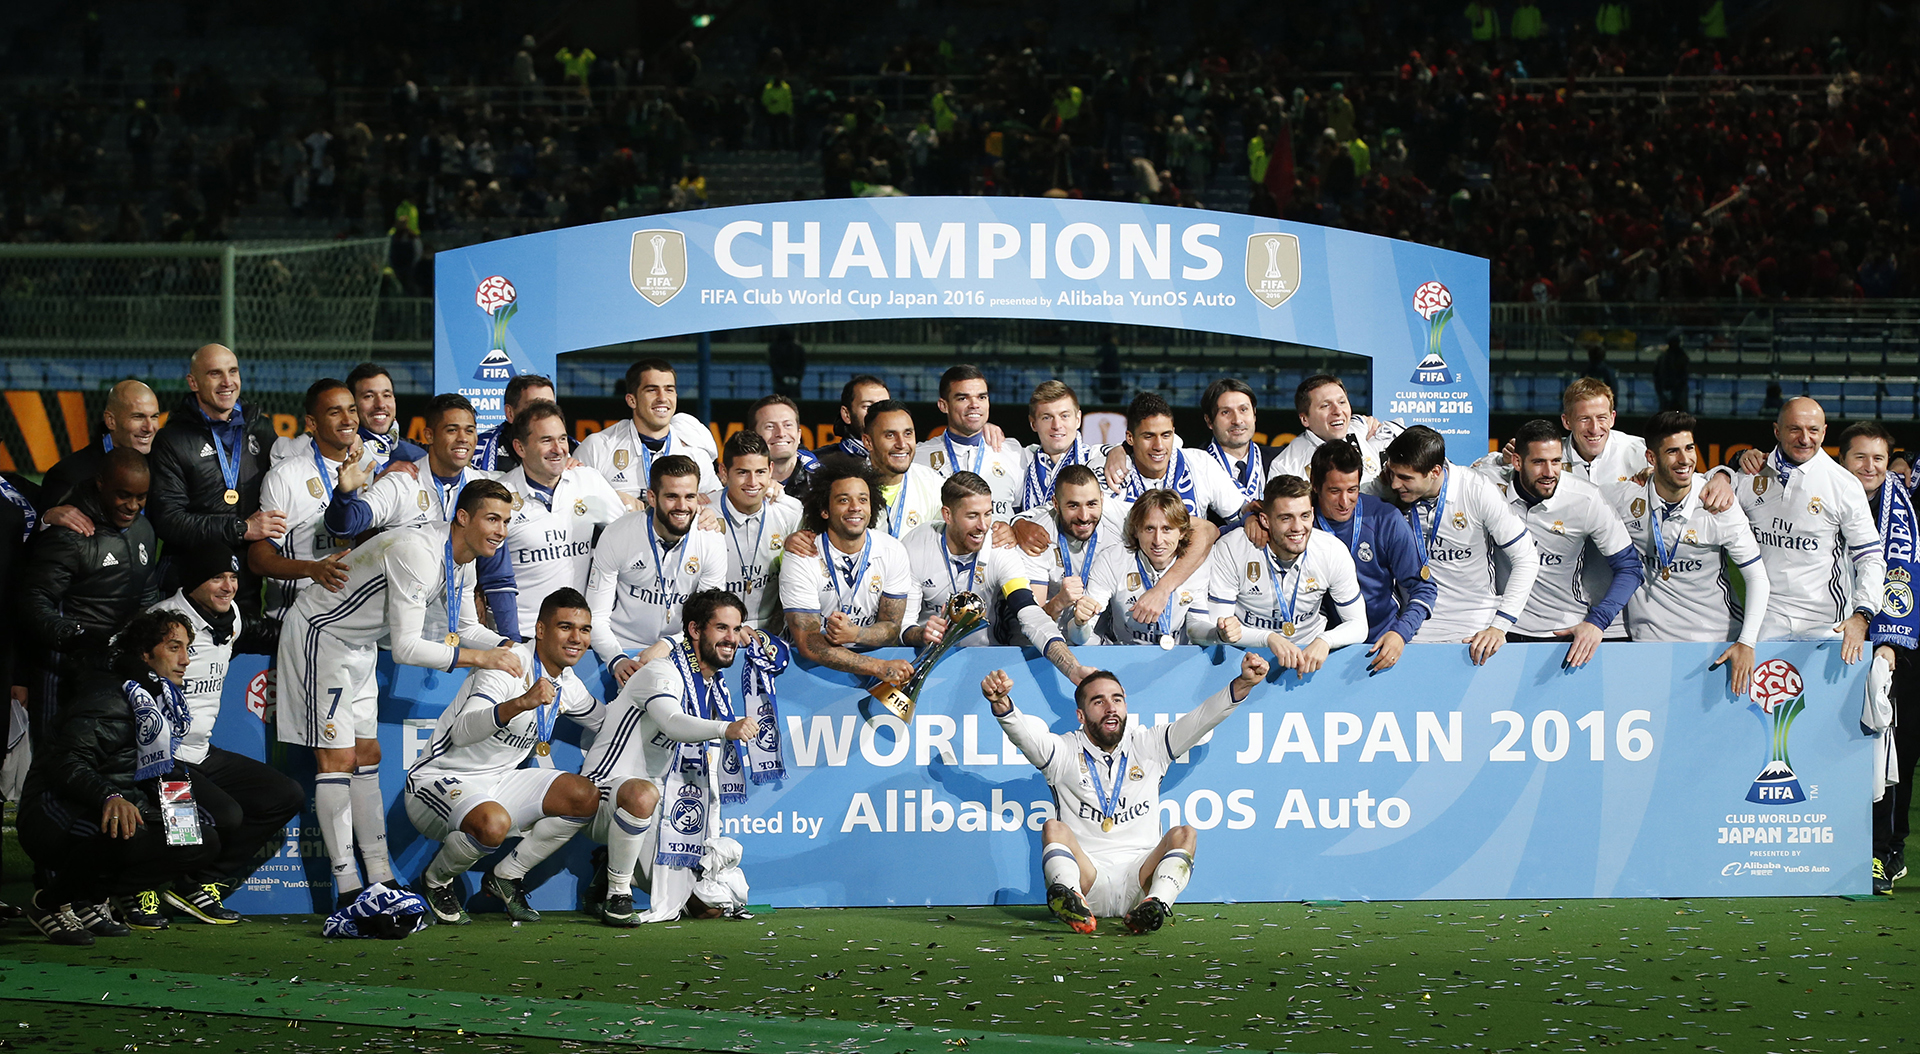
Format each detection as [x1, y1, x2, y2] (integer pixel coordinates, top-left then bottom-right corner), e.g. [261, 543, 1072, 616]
[869, 684, 916, 723]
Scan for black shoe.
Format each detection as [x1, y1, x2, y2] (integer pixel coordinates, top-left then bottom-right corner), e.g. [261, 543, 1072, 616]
[334, 888, 362, 911]
[600, 892, 640, 928]
[1046, 882, 1096, 934]
[165, 883, 241, 924]
[1126, 897, 1173, 934]
[1873, 858, 1894, 896]
[72, 900, 130, 938]
[582, 846, 609, 914]
[422, 881, 470, 925]
[1890, 848, 1908, 883]
[115, 891, 170, 930]
[483, 871, 540, 923]
[0, 900, 25, 921]
[26, 893, 95, 947]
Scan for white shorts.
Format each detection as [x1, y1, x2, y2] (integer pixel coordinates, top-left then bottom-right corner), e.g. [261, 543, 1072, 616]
[404, 768, 564, 844]
[276, 620, 379, 748]
[586, 775, 659, 846]
[1759, 610, 1843, 642]
[1084, 846, 1153, 919]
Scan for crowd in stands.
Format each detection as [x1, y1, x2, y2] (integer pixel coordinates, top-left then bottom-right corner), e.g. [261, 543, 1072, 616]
[4, 1, 1920, 300]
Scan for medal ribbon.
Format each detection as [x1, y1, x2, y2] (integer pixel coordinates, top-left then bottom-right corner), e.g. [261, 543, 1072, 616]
[829, 532, 874, 615]
[884, 477, 910, 537]
[208, 411, 242, 494]
[1650, 489, 1681, 578]
[1060, 526, 1097, 581]
[944, 431, 983, 477]
[443, 534, 461, 644]
[532, 673, 559, 747]
[724, 499, 768, 590]
[941, 530, 981, 598]
[638, 430, 673, 491]
[1408, 466, 1449, 556]
[1134, 552, 1176, 639]
[1268, 547, 1304, 629]
[646, 511, 684, 595]
[1082, 748, 1128, 826]
[1316, 500, 1363, 558]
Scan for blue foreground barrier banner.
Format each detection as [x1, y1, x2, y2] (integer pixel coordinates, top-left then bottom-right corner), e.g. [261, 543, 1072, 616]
[216, 641, 1872, 914]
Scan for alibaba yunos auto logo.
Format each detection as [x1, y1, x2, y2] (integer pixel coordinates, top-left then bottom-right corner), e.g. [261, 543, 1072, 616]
[631, 229, 688, 306]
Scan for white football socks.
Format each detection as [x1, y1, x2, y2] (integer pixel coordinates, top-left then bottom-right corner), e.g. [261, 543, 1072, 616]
[605, 807, 654, 893]
[351, 765, 393, 886]
[1147, 848, 1194, 905]
[1042, 842, 1082, 893]
[495, 815, 588, 881]
[313, 773, 359, 893]
[425, 832, 486, 887]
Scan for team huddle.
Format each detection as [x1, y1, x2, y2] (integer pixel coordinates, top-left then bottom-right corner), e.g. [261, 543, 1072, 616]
[11, 344, 1914, 946]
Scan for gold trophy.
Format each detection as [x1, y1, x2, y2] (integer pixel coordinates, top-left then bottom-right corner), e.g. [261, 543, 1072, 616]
[868, 592, 988, 722]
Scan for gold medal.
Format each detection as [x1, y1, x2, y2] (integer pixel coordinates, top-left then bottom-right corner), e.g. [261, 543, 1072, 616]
[445, 632, 460, 646]
[1281, 621, 1296, 637]
[1660, 567, 1671, 581]
[535, 742, 551, 757]
[1101, 817, 1114, 833]
[223, 488, 239, 505]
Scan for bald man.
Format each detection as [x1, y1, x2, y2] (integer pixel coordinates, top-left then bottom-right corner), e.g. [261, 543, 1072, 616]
[149, 344, 285, 619]
[37, 380, 162, 526]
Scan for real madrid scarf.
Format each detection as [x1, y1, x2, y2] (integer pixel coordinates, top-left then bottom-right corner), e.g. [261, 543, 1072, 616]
[658, 637, 740, 870]
[0, 476, 36, 540]
[1123, 448, 1197, 515]
[1022, 439, 1085, 510]
[1871, 475, 1919, 651]
[128, 674, 190, 781]
[739, 632, 791, 784]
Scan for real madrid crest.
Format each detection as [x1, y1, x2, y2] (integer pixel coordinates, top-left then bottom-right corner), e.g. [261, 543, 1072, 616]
[868, 573, 882, 593]
[1178, 591, 1191, 605]
[1357, 541, 1374, 562]
[991, 462, 1006, 477]
[1548, 520, 1565, 535]
[771, 533, 784, 551]
[1128, 763, 1145, 781]
[1451, 511, 1467, 531]
[686, 557, 701, 575]
[1808, 497, 1824, 516]
[574, 498, 588, 517]
[1683, 529, 1698, 545]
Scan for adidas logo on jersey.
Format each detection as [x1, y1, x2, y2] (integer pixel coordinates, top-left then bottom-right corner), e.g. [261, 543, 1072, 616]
[102, 552, 118, 567]
[200, 443, 214, 457]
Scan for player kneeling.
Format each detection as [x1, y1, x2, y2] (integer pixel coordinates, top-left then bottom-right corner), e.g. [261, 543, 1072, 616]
[981, 652, 1270, 934]
[405, 589, 605, 925]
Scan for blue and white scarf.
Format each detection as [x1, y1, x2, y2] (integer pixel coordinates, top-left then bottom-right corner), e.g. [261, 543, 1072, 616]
[1122, 449, 1198, 515]
[739, 632, 791, 784]
[658, 636, 741, 870]
[1208, 440, 1266, 503]
[471, 421, 511, 472]
[0, 476, 36, 540]
[1871, 475, 1919, 652]
[1021, 439, 1086, 510]
[321, 883, 430, 939]
[128, 675, 191, 781]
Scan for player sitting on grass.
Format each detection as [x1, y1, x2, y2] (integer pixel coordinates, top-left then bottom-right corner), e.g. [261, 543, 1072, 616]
[980, 650, 1271, 934]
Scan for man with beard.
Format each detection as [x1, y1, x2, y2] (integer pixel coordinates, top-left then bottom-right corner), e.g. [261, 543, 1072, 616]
[278, 480, 524, 908]
[826, 374, 890, 463]
[250, 379, 363, 623]
[498, 401, 625, 638]
[1014, 465, 1126, 626]
[587, 455, 726, 687]
[578, 359, 722, 499]
[913, 366, 1027, 521]
[778, 461, 916, 687]
[1192, 475, 1368, 675]
[982, 650, 1272, 934]
[406, 588, 604, 925]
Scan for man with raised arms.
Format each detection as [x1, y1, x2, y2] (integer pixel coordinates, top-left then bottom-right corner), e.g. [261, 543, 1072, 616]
[777, 461, 916, 688]
[405, 587, 604, 925]
[278, 480, 525, 907]
[1308, 440, 1436, 673]
[982, 650, 1272, 934]
[899, 472, 1088, 682]
[1382, 426, 1540, 665]
[914, 366, 1027, 521]
[1017, 380, 1105, 513]
[1600, 411, 1769, 695]
[577, 359, 721, 499]
[1192, 475, 1368, 674]
[587, 454, 727, 686]
[498, 400, 625, 637]
[251, 378, 362, 622]
[1266, 375, 1398, 485]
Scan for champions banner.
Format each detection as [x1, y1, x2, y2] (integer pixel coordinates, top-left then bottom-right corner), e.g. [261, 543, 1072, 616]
[216, 641, 1872, 914]
[433, 199, 1490, 465]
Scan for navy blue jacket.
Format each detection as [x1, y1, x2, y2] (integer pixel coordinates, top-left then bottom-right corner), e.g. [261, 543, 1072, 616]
[1316, 493, 1436, 644]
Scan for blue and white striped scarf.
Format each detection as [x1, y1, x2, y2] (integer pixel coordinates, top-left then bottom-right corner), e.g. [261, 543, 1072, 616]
[1871, 475, 1919, 652]
[128, 675, 190, 781]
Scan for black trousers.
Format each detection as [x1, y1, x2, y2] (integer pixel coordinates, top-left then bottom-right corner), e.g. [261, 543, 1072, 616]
[1872, 647, 1920, 860]
[186, 747, 305, 886]
[17, 796, 220, 904]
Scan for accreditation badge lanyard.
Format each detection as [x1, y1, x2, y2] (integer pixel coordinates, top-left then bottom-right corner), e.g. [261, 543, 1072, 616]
[1649, 489, 1683, 581]
[1082, 748, 1129, 832]
[724, 500, 767, 594]
[209, 412, 242, 505]
[442, 535, 462, 647]
[940, 531, 981, 598]
[1134, 552, 1177, 641]
[1410, 467, 1450, 558]
[944, 431, 983, 477]
[1267, 547, 1304, 636]
[646, 512, 682, 595]
[1060, 527, 1097, 582]
[1317, 500, 1363, 559]
[531, 672, 561, 757]
[1209, 441, 1263, 502]
[829, 532, 875, 616]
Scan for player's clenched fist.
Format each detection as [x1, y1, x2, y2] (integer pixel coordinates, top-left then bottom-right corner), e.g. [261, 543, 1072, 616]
[1072, 595, 1100, 625]
[981, 669, 1015, 715]
[1232, 651, 1270, 696]
[725, 716, 761, 740]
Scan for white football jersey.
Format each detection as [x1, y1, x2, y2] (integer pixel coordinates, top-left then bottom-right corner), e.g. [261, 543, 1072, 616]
[406, 642, 601, 789]
[914, 432, 1028, 520]
[1563, 430, 1647, 486]
[874, 464, 945, 539]
[1267, 419, 1392, 485]
[285, 522, 501, 670]
[1733, 448, 1886, 633]
[1073, 543, 1209, 646]
[900, 522, 1035, 647]
[996, 685, 1244, 854]
[719, 494, 805, 631]
[1112, 449, 1247, 524]
[257, 447, 352, 621]
[499, 465, 626, 634]
[581, 635, 735, 784]
[777, 530, 913, 642]
[585, 510, 727, 662]
[358, 458, 500, 531]
[150, 589, 240, 765]
[1603, 475, 1770, 646]
[1400, 465, 1539, 641]
[1473, 464, 1636, 637]
[1201, 527, 1362, 647]
[576, 416, 721, 497]
[1014, 503, 1130, 598]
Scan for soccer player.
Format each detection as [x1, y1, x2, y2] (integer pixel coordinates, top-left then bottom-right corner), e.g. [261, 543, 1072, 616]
[148, 549, 302, 926]
[1309, 440, 1435, 673]
[750, 394, 819, 502]
[1014, 465, 1128, 620]
[251, 378, 361, 622]
[578, 359, 721, 498]
[1193, 475, 1367, 673]
[325, 392, 521, 639]
[778, 461, 916, 687]
[473, 373, 558, 473]
[498, 400, 625, 636]
[828, 374, 891, 462]
[569, 589, 766, 925]
[1382, 426, 1540, 665]
[406, 587, 604, 925]
[1070, 490, 1214, 647]
[982, 650, 1272, 934]
[914, 366, 1027, 520]
[587, 454, 726, 686]
[1557, 378, 1647, 485]
[1267, 375, 1398, 484]
[277, 480, 524, 907]
[1601, 411, 1769, 694]
[1724, 397, 1885, 659]
[899, 472, 1087, 682]
[345, 362, 428, 468]
[862, 399, 945, 538]
[1106, 393, 1247, 526]
[1472, 419, 1643, 668]
[718, 431, 804, 633]
[1018, 380, 1105, 513]
[1197, 378, 1272, 507]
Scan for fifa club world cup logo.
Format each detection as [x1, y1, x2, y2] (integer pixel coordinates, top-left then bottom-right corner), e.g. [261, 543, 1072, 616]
[1409, 280, 1458, 386]
[1746, 658, 1807, 805]
[473, 275, 523, 382]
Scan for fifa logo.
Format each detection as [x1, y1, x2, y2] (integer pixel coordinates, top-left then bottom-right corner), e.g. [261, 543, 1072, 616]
[1408, 281, 1458, 387]
[1244, 232, 1301, 309]
[1745, 659, 1807, 805]
[473, 275, 525, 382]
[630, 229, 688, 306]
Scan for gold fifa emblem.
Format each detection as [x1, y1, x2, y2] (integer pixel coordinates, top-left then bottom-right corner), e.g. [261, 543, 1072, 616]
[1246, 561, 1261, 583]
[416, 490, 431, 511]
[1127, 572, 1141, 591]
[1753, 476, 1768, 495]
[1245, 232, 1302, 309]
[613, 449, 631, 470]
[629, 229, 688, 307]
[1630, 498, 1646, 518]
[511, 493, 525, 511]
[930, 450, 946, 471]
[306, 477, 324, 499]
